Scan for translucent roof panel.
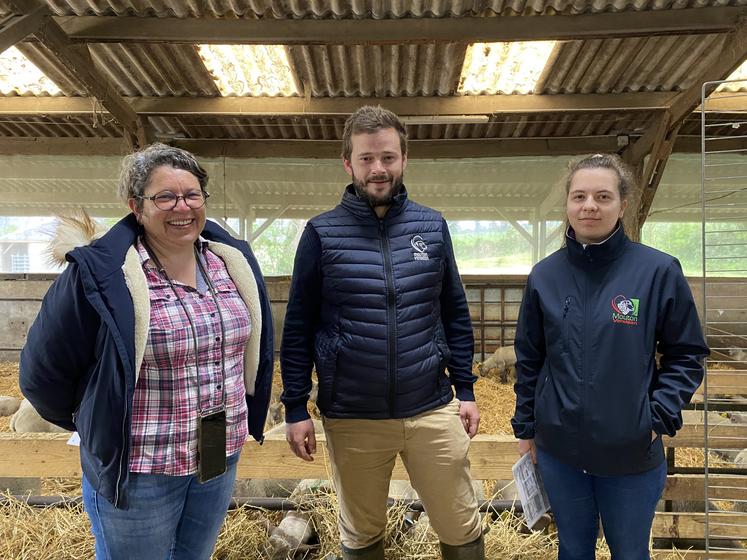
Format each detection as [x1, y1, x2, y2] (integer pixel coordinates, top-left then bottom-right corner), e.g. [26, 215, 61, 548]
[458, 41, 555, 95]
[717, 60, 747, 92]
[197, 45, 299, 96]
[0, 47, 62, 96]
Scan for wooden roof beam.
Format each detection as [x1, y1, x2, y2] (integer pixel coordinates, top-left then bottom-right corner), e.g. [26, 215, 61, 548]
[0, 135, 734, 158]
[669, 19, 747, 128]
[53, 7, 746, 44]
[622, 19, 747, 235]
[2, 93, 743, 118]
[8, 0, 151, 148]
[0, 92, 678, 116]
[0, 4, 46, 54]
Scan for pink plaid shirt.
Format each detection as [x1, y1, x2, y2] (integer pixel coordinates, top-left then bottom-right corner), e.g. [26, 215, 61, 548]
[129, 238, 250, 475]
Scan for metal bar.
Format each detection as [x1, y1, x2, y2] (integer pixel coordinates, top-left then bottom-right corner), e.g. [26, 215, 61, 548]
[1, 494, 526, 514]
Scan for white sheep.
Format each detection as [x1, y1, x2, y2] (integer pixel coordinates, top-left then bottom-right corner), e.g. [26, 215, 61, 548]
[0, 395, 21, 417]
[480, 345, 517, 383]
[10, 399, 70, 433]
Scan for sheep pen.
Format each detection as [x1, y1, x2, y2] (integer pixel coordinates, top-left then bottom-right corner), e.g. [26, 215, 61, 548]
[0, 360, 739, 559]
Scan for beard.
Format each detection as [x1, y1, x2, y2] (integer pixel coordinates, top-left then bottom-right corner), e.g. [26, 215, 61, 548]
[351, 171, 404, 207]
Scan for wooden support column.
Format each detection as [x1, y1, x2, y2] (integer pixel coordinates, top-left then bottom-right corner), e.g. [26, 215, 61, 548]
[621, 112, 671, 241]
[637, 121, 682, 229]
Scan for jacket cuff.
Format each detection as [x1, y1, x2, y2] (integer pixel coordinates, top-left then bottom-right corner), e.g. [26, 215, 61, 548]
[285, 404, 312, 424]
[454, 382, 475, 402]
[512, 422, 535, 440]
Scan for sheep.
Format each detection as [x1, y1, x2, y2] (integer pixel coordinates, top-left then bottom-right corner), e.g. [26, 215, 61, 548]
[9, 399, 70, 433]
[0, 396, 21, 417]
[480, 345, 517, 383]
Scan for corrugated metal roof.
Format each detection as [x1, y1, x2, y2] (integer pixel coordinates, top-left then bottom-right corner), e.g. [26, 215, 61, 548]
[538, 34, 727, 94]
[14, 43, 88, 96]
[2, 0, 746, 18]
[289, 43, 467, 96]
[10, 34, 735, 101]
[15, 42, 221, 97]
[0, 0, 743, 144]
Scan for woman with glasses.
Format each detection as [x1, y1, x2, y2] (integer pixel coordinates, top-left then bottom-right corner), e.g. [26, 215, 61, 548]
[511, 153, 708, 559]
[20, 143, 274, 560]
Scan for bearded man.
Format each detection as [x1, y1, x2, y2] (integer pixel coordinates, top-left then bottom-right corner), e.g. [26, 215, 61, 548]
[280, 105, 483, 560]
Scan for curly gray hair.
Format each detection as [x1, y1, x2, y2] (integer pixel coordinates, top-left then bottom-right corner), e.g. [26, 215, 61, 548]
[117, 143, 208, 209]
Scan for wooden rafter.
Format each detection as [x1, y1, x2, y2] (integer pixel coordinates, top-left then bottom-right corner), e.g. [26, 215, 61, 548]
[0, 92, 677, 116]
[7, 0, 151, 149]
[52, 7, 746, 44]
[621, 20, 747, 235]
[668, 19, 747, 128]
[0, 4, 46, 54]
[0, 135, 728, 158]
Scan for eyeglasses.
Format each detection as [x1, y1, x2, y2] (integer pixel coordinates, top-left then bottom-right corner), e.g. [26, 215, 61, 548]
[138, 190, 210, 211]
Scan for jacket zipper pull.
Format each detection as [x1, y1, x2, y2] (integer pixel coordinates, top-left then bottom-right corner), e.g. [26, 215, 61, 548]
[563, 297, 571, 318]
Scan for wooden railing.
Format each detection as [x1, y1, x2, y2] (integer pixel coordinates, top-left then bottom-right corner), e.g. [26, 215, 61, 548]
[2, 421, 746, 554]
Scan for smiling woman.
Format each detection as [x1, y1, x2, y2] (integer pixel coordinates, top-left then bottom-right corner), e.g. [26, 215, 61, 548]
[19, 143, 275, 560]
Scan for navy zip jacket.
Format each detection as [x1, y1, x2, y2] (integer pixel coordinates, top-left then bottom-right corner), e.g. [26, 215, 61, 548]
[19, 214, 274, 508]
[281, 185, 475, 422]
[511, 224, 708, 475]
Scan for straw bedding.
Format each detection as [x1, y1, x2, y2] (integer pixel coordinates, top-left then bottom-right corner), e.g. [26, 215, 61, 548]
[0, 361, 728, 559]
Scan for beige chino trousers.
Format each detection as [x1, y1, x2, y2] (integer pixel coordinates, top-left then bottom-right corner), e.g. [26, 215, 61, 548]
[322, 400, 482, 550]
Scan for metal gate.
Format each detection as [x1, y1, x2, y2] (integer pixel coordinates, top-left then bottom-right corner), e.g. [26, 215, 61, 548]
[701, 78, 747, 555]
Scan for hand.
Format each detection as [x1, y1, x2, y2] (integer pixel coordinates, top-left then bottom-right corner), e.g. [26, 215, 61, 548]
[651, 430, 658, 442]
[458, 400, 480, 439]
[518, 438, 537, 464]
[286, 419, 317, 462]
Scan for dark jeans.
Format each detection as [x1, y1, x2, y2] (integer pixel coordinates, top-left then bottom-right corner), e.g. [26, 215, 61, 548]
[536, 447, 667, 560]
[82, 452, 239, 560]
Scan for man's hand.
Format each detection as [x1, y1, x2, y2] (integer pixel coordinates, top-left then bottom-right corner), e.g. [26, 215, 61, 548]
[458, 400, 480, 439]
[518, 438, 537, 464]
[286, 419, 317, 462]
[651, 429, 658, 442]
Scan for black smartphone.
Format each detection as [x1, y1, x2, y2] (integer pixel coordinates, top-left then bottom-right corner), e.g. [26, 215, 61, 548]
[197, 408, 227, 483]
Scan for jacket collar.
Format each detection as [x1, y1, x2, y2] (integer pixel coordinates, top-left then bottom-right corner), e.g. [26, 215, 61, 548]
[565, 221, 629, 264]
[340, 183, 409, 220]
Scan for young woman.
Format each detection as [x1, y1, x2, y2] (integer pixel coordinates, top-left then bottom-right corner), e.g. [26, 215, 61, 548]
[511, 153, 709, 559]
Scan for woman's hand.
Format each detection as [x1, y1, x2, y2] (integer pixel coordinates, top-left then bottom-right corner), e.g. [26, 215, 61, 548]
[518, 438, 537, 464]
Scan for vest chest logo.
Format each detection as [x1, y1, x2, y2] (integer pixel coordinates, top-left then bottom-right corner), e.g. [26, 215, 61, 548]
[611, 295, 640, 325]
[411, 235, 429, 261]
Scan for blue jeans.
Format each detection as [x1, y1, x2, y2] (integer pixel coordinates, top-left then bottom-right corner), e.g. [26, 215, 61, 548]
[536, 447, 666, 560]
[82, 453, 239, 560]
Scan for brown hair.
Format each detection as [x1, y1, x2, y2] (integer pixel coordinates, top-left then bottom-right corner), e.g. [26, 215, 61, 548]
[341, 105, 408, 160]
[564, 153, 636, 200]
[560, 153, 637, 244]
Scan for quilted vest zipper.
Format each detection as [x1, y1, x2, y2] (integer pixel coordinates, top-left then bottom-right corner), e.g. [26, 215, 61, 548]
[378, 219, 397, 416]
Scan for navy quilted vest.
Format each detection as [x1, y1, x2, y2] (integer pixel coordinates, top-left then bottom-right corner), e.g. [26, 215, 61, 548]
[308, 186, 454, 419]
